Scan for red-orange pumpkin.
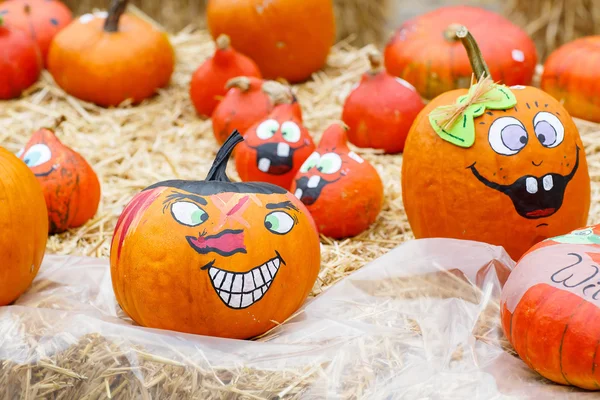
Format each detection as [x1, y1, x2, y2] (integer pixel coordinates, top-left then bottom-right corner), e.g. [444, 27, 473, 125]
[18, 125, 101, 233]
[0, 0, 72, 63]
[0, 146, 48, 306]
[190, 34, 262, 118]
[541, 36, 600, 123]
[501, 226, 600, 389]
[0, 14, 42, 99]
[342, 50, 425, 154]
[384, 6, 537, 99]
[290, 123, 384, 238]
[211, 77, 292, 144]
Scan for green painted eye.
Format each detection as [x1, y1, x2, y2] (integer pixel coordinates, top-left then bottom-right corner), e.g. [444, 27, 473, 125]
[299, 152, 320, 173]
[265, 211, 294, 234]
[281, 121, 301, 143]
[317, 153, 342, 174]
[171, 201, 208, 226]
[256, 119, 280, 140]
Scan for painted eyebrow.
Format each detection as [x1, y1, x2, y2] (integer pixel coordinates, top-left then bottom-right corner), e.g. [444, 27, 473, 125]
[163, 192, 208, 206]
[266, 201, 299, 212]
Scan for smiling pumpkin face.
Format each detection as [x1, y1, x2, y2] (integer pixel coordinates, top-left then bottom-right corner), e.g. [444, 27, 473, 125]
[402, 85, 590, 260]
[110, 132, 320, 339]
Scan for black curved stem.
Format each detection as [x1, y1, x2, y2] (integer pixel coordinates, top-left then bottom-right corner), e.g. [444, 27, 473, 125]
[205, 130, 243, 182]
[104, 0, 129, 32]
[456, 25, 491, 80]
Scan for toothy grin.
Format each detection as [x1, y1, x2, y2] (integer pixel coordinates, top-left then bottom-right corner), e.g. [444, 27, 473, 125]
[468, 146, 580, 219]
[205, 253, 285, 309]
[294, 175, 338, 205]
[255, 143, 297, 175]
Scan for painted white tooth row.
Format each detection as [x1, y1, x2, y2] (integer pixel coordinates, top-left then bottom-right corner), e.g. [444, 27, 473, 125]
[209, 257, 281, 309]
[526, 175, 554, 194]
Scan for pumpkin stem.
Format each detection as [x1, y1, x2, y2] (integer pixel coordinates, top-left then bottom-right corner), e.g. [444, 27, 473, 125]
[367, 50, 383, 73]
[455, 25, 491, 80]
[226, 76, 251, 92]
[216, 34, 230, 50]
[205, 130, 243, 182]
[262, 80, 293, 106]
[443, 23, 463, 42]
[53, 115, 67, 130]
[104, 0, 129, 33]
[318, 123, 350, 150]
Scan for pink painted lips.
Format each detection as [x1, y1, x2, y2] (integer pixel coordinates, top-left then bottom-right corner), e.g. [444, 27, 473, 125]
[187, 229, 247, 256]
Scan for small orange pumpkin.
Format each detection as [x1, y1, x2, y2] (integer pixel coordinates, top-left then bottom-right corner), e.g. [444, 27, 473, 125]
[342, 50, 425, 154]
[541, 36, 600, 123]
[0, 146, 48, 306]
[0, 14, 42, 99]
[0, 0, 72, 63]
[211, 77, 292, 144]
[190, 34, 262, 118]
[47, 0, 174, 107]
[501, 226, 600, 389]
[291, 123, 384, 238]
[18, 124, 101, 234]
[206, 0, 336, 83]
[402, 26, 590, 260]
[110, 131, 320, 339]
[235, 97, 315, 189]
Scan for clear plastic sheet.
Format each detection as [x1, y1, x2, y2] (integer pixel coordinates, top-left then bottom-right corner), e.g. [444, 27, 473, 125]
[0, 238, 597, 399]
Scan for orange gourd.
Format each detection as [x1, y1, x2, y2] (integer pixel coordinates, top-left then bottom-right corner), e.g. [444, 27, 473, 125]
[0, 14, 42, 99]
[401, 26, 590, 261]
[291, 123, 384, 238]
[235, 97, 314, 189]
[206, 0, 335, 83]
[342, 51, 425, 154]
[501, 226, 600, 389]
[190, 34, 262, 117]
[0, 0, 72, 63]
[211, 77, 292, 144]
[47, 0, 174, 107]
[384, 6, 537, 99]
[18, 124, 101, 234]
[110, 131, 320, 339]
[541, 36, 600, 123]
[0, 147, 48, 306]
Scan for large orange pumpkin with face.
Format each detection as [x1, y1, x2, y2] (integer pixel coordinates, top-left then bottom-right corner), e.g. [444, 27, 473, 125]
[110, 131, 321, 339]
[501, 226, 600, 389]
[402, 27, 590, 261]
[0, 147, 48, 306]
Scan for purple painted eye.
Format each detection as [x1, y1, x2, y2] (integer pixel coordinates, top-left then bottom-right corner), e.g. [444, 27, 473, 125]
[534, 112, 564, 148]
[488, 117, 528, 156]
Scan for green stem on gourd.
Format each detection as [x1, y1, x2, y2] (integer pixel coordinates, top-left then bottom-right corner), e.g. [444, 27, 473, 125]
[104, 0, 129, 32]
[455, 25, 491, 81]
[205, 130, 243, 182]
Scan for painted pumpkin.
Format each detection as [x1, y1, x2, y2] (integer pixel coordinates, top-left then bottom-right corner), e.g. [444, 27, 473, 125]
[0, 147, 48, 306]
[402, 26, 590, 261]
[501, 226, 600, 389]
[384, 6, 537, 99]
[0, 0, 72, 63]
[235, 97, 315, 189]
[342, 50, 425, 154]
[190, 34, 262, 118]
[110, 131, 321, 339]
[206, 0, 335, 83]
[541, 36, 600, 123]
[211, 77, 291, 145]
[47, 0, 174, 107]
[291, 123, 384, 238]
[18, 126, 101, 234]
[0, 14, 41, 99]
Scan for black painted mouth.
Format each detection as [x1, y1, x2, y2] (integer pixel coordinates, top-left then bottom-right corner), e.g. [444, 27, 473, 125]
[252, 143, 297, 175]
[468, 146, 580, 219]
[34, 165, 56, 177]
[294, 175, 339, 206]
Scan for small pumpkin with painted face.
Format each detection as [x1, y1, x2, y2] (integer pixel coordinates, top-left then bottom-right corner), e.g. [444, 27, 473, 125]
[110, 131, 320, 339]
[291, 123, 384, 238]
[402, 26, 591, 260]
[18, 124, 101, 234]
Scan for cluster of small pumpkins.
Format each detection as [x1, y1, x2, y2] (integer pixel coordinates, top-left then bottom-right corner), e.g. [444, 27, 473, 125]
[3, 1, 600, 389]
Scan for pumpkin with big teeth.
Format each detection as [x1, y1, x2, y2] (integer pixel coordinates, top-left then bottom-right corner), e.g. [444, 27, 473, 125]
[110, 131, 320, 339]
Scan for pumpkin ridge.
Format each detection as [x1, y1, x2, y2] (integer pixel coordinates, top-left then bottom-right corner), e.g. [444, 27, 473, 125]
[591, 337, 600, 388]
[558, 298, 586, 386]
[522, 288, 558, 368]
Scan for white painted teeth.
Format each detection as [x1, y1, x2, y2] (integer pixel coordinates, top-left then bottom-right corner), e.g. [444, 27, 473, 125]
[543, 175, 553, 191]
[209, 255, 283, 309]
[277, 143, 290, 157]
[526, 177, 538, 194]
[307, 176, 321, 189]
[258, 158, 271, 172]
[294, 188, 303, 199]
